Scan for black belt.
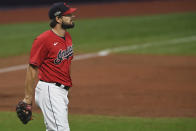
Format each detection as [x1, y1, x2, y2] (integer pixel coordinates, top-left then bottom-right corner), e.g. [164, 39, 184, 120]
[40, 79, 70, 91]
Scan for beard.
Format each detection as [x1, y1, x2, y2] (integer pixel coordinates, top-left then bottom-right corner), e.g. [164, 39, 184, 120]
[61, 21, 75, 29]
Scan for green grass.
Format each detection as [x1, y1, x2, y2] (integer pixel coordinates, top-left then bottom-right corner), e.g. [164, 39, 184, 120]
[0, 112, 196, 131]
[0, 12, 196, 57]
[72, 13, 196, 55]
[0, 22, 48, 57]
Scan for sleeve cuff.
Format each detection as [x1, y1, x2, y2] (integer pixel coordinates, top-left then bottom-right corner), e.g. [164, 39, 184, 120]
[29, 62, 40, 68]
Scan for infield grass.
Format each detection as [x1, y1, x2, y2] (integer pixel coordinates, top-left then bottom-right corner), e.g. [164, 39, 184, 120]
[0, 12, 196, 57]
[0, 112, 196, 131]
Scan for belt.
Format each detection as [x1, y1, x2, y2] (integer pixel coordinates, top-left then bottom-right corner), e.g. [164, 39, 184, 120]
[39, 79, 70, 91]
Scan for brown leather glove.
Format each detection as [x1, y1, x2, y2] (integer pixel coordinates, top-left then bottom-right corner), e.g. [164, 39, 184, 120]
[16, 101, 32, 124]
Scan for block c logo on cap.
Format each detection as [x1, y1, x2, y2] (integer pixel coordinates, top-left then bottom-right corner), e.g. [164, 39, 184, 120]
[54, 11, 61, 16]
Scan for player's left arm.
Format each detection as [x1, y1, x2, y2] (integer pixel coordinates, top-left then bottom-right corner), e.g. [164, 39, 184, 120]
[23, 64, 38, 104]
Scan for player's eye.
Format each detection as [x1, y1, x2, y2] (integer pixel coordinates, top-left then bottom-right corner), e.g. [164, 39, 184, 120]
[64, 14, 72, 17]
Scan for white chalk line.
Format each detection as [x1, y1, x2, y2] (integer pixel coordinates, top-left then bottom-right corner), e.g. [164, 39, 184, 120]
[0, 64, 27, 73]
[100, 35, 196, 54]
[0, 35, 195, 74]
[0, 53, 109, 74]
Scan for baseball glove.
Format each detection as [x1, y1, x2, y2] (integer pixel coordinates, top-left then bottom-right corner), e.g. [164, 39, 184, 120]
[16, 101, 32, 124]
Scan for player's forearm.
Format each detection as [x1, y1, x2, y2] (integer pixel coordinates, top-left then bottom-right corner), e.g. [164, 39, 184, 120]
[23, 64, 38, 104]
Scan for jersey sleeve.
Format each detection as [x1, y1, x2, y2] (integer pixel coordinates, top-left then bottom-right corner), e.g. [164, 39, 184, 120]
[29, 37, 49, 67]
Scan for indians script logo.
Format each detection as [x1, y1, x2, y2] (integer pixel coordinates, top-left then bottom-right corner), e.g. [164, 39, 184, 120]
[54, 46, 73, 64]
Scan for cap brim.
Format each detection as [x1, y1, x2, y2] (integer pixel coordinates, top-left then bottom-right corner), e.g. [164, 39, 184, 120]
[63, 8, 77, 16]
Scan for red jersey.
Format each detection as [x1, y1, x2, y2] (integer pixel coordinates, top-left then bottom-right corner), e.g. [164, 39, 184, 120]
[30, 30, 73, 87]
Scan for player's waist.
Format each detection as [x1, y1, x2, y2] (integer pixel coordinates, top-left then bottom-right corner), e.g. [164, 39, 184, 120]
[39, 79, 70, 91]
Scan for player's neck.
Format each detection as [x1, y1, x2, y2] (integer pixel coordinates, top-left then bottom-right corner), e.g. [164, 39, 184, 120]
[52, 27, 66, 37]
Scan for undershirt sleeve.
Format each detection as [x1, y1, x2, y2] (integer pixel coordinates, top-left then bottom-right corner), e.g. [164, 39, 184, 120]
[29, 37, 49, 67]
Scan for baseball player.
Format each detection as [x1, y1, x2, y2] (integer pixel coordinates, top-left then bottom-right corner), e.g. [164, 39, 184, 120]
[16, 2, 77, 131]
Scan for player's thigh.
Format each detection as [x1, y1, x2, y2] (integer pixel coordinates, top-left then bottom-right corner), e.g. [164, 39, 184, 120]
[42, 85, 70, 131]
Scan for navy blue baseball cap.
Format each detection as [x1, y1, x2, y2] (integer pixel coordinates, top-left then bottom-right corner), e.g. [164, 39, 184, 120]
[48, 2, 77, 19]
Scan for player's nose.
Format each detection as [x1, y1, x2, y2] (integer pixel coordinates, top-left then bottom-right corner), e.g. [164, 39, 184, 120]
[72, 15, 76, 19]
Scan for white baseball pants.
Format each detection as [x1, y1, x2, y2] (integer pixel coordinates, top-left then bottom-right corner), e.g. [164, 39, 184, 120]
[35, 80, 70, 131]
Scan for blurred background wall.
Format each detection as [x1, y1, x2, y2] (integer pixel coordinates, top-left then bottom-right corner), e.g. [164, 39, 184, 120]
[1, 0, 154, 8]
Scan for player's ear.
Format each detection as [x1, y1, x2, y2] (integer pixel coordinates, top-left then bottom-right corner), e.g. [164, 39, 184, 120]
[55, 16, 62, 24]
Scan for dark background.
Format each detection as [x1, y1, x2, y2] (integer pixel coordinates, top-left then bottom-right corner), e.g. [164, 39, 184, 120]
[1, 0, 154, 7]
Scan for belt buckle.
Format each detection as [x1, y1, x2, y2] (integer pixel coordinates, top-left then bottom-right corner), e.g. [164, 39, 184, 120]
[60, 84, 65, 89]
[55, 82, 69, 90]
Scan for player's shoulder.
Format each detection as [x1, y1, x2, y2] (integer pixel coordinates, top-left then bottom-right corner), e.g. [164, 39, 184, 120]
[36, 30, 52, 40]
[32, 30, 53, 46]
